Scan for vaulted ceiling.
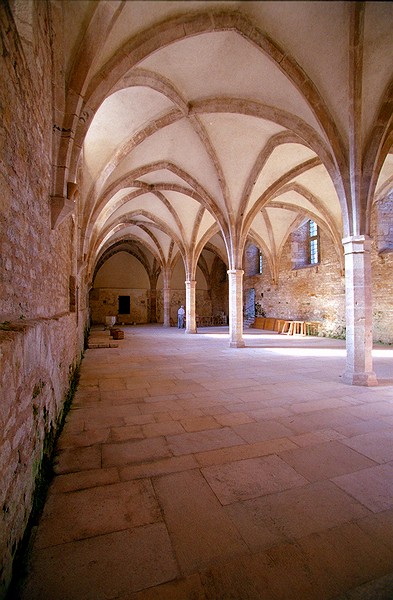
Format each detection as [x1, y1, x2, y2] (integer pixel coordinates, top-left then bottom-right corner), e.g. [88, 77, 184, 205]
[58, 1, 393, 283]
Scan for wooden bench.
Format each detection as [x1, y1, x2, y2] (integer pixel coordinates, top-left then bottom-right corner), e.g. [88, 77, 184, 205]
[253, 317, 266, 329]
[253, 317, 320, 336]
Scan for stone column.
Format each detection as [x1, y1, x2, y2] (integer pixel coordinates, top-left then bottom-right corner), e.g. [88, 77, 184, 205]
[185, 279, 197, 334]
[162, 286, 171, 328]
[342, 236, 377, 386]
[149, 288, 157, 323]
[227, 269, 245, 348]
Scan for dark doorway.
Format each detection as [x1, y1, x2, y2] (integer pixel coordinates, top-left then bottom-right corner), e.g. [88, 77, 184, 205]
[118, 295, 130, 314]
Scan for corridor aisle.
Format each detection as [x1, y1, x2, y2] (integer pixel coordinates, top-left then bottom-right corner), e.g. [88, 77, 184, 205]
[16, 325, 393, 599]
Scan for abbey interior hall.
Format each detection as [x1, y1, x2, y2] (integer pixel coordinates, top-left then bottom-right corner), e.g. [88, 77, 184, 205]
[1, 1, 393, 599]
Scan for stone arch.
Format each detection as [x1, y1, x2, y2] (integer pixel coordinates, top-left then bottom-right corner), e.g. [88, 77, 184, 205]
[53, 9, 349, 233]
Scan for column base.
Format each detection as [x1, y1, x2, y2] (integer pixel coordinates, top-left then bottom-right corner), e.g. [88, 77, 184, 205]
[162, 323, 171, 328]
[229, 340, 245, 348]
[342, 370, 378, 386]
[185, 328, 197, 334]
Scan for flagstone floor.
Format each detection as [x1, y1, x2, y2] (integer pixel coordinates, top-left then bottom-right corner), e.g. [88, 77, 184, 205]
[15, 325, 393, 599]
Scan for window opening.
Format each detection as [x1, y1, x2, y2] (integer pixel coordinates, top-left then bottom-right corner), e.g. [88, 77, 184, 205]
[259, 251, 263, 274]
[308, 220, 319, 264]
[118, 295, 130, 314]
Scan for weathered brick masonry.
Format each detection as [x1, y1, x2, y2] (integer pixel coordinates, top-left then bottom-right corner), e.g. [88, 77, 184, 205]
[244, 218, 393, 343]
[0, 4, 84, 596]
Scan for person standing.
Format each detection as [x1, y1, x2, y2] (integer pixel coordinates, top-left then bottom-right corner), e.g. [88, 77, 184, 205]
[177, 304, 185, 328]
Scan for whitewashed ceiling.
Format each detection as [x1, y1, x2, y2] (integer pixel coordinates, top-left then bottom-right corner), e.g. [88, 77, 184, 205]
[61, 1, 393, 278]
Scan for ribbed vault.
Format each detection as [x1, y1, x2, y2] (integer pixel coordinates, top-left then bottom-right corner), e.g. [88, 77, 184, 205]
[50, 1, 392, 289]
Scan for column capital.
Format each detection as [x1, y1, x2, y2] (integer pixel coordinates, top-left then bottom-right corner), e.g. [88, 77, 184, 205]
[227, 269, 244, 276]
[342, 235, 372, 254]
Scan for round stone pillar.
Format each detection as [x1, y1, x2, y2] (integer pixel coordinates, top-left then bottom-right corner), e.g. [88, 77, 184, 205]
[227, 269, 245, 348]
[342, 236, 377, 386]
[185, 280, 197, 334]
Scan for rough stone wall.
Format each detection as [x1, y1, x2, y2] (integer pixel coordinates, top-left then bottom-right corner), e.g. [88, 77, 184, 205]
[90, 288, 150, 325]
[375, 192, 393, 253]
[244, 231, 346, 338]
[0, 1, 74, 322]
[195, 291, 213, 318]
[156, 289, 212, 325]
[371, 202, 393, 344]
[210, 257, 229, 316]
[0, 4, 85, 596]
[0, 315, 81, 599]
[245, 221, 393, 343]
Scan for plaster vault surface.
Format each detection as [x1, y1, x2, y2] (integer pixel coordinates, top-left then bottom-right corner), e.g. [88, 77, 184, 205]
[63, 0, 392, 279]
[16, 326, 393, 600]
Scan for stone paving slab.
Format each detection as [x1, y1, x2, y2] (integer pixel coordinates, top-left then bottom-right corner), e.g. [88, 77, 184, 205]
[194, 437, 297, 467]
[332, 463, 393, 512]
[340, 429, 393, 463]
[357, 508, 393, 552]
[201, 454, 307, 504]
[119, 455, 199, 481]
[102, 437, 172, 467]
[277, 409, 365, 434]
[278, 440, 377, 481]
[20, 525, 179, 600]
[225, 480, 370, 546]
[50, 467, 120, 494]
[56, 428, 110, 449]
[153, 469, 248, 575]
[34, 479, 161, 549]
[232, 420, 294, 443]
[294, 522, 393, 598]
[126, 573, 207, 600]
[166, 427, 246, 455]
[15, 325, 393, 600]
[53, 445, 102, 474]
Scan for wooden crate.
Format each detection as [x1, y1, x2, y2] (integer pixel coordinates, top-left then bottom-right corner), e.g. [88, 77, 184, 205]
[111, 329, 124, 340]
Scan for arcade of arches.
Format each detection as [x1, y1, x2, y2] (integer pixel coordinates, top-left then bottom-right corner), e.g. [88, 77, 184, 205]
[0, 1, 392, 597]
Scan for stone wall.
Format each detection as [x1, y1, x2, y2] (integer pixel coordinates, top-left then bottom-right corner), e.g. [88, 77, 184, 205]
[210, 257, 229, 316]
[244, 231, 346, 338]
[90, 288, 150, 325]
[0, 1, 75, 322]
[0, 4, 85, 596]
[156, 289, 213, 325]
[371, 201, 393, 344]
[90, 285, 222, 327]
[245, 221, 393, 343]
[0, 315, 82, 598]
